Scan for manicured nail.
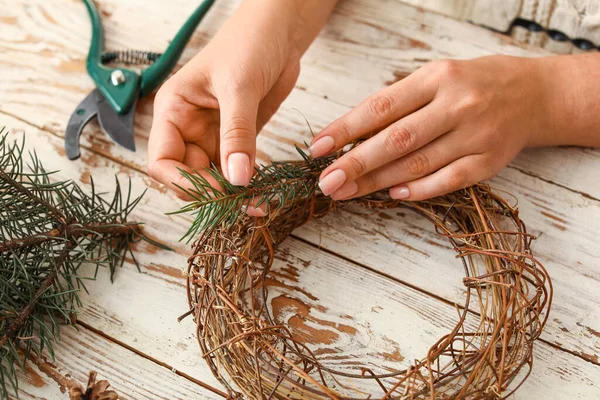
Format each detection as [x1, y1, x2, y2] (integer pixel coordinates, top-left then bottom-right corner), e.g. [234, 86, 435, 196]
[309, 136, 335, 158]
[319, 169, 346, 195]
[331, 181, 358, 200]
[390, 186, 410, 199]
[228, 152, 251, 186]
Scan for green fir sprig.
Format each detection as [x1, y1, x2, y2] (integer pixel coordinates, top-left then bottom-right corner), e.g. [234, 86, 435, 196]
[0, 132, 162, 398]
[172, 146, 337, 242]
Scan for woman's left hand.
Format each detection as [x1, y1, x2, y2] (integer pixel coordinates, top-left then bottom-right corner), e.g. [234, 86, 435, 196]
[309, 55, 552, 201]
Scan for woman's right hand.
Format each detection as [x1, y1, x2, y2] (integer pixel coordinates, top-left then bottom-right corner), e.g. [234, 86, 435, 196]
[148, 0, 338, 202]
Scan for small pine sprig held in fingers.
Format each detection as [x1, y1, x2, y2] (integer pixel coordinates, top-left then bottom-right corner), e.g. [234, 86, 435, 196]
[171, 146, 338, 242]
[0, 131, 166, 398]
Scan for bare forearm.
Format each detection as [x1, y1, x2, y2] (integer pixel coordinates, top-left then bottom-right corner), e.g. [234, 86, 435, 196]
[234, 0, 339, 57]
[532, 53, 600, 148]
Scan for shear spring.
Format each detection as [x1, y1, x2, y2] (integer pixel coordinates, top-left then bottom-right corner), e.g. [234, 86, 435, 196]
[101, 50, 162, 65]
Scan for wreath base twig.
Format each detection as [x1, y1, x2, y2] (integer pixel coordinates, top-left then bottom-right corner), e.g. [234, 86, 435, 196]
[184, 163, 551, 399]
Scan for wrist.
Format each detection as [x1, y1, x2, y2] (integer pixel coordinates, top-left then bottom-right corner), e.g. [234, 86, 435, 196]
[528, 54, 600, 148]
[237, 0, 338, 59]
[289, 0, 339, 55]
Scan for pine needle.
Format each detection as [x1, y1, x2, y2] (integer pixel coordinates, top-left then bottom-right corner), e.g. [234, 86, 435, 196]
[0, 131, 154, 398]
[172, 146, 337, 242]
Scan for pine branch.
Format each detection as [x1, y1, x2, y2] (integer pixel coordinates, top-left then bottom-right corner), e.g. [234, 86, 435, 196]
[0, 168, 67, 224]
[172, 146, 338, 242]
[0, 242, 73, 349]
[0, 224, 139, 253]
[0, 131, 162, 398]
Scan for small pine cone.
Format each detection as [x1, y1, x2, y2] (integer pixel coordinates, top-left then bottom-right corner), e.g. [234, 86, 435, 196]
[68, 371, 119, 400]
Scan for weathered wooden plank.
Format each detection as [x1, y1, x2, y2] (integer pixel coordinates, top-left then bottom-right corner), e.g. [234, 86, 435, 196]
[5, 0, 599, 202]
[14, 324, 219, 400]
[1, 116, 229, 397]
[269, 238, 600, 399]
[2, 0, 600, 397]
[28, 206, 600, 398]
[512, 147, 600, 199]
[3, 113, 600, 398]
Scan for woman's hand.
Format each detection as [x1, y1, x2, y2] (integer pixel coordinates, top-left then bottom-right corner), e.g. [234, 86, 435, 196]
[148, 0, 337, 202]
[309, 55, 565, 201]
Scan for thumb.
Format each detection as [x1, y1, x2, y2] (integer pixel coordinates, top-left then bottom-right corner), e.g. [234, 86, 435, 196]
[219, 93, 259, 187]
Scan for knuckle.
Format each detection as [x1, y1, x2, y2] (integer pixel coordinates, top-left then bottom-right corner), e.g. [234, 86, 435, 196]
[335, 119, 353, 144]
[456, 89, 486, 114]
[365, 173, 386, 195]
[146, 162, 158, 180]
[433, 59, 461, 80]
[405, 152, 429, 176]
[366, 94, 394, 119]
[175, 191, 190, 201]
[221, 116, 255, 143]
[154, 85, 175, 109]
[346, 155, 368, 177]
[286, 59, 301, 82]
[446, 167, 469, 190]
[219, 68, 263, 97]
[358, 178, 377, 196]
[384, 125, 414, 155]
[478, 156, 498, 180]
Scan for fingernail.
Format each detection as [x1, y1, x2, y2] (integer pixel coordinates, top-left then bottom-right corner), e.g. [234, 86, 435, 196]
[241, 205, 267, 217]
[390, 186, 410, 199]
[228, 152, 251, 186]
[319, 169, 346, 195]
[309, 136, 335, 158]
[331, 181, 358, 200]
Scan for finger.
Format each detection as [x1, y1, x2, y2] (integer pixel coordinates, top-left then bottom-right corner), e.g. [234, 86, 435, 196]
[309, 68, 437, 157]
[149, 81, 218, 180]
[182, 142, 212, 171]
[162, 63, 217, 110]
[187, 147, 264, 217]
[148, 108, 218, 199]
[147, 159, 195, 201]
[329, 131, 469, 200]
[389, 154, 493, 201]
[148, 108, 187, 189]
[257, 61, 300, 132]
[318, 101, 456, 196]
[219, 90, 261, 187]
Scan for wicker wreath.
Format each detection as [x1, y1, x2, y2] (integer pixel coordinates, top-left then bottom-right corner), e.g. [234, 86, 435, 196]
[184, 164, 552, 399]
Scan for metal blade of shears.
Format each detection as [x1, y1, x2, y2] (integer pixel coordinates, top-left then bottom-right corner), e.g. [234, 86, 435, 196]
[65, 88, 137, 160]
[96, 97, 137, 152]
[65, 89, 103, 160]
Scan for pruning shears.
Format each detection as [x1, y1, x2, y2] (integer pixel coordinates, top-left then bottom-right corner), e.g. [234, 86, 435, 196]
[65, 0, 215, 160]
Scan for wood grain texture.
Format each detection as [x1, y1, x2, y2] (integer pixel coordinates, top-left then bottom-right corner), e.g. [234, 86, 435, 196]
[3, 110, 600, 398]
[4, 0, 597, 200]
[13, 325, 219, 400]
[2, 116, 229, 397]
[2, 0, 600, 397]
[294, 165, 600, 365]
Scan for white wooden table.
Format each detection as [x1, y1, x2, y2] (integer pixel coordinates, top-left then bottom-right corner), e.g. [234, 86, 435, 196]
[1, 0, 600, 398]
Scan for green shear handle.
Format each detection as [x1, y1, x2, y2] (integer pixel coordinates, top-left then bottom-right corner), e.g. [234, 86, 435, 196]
[82, 0, 215, 115]
[65, 0, 215, 160]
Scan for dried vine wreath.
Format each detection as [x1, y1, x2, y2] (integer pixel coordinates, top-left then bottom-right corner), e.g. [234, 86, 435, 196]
[177, 147, 553, 399]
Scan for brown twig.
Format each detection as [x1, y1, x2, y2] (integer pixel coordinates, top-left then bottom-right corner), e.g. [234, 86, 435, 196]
[25, 347, 72, 392]
[0, 242, 73, 348]
[0, 223, 140, 253]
